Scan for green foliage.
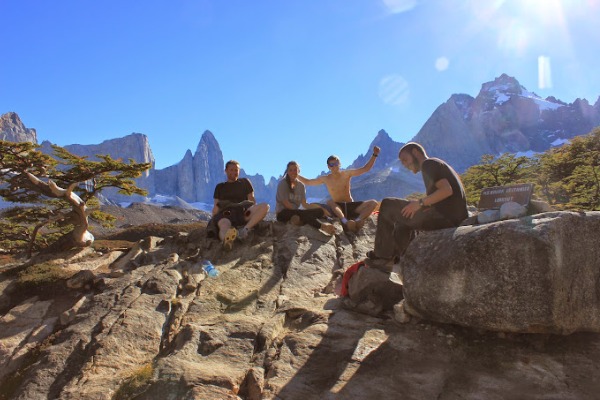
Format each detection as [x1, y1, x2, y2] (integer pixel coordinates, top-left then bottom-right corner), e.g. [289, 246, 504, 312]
[15, 262, 74, 292]
[461, 153, 535, 206]
[534, 127, 600, 210]
[461, 127, 600, 210]
[0, 140, 151, 254]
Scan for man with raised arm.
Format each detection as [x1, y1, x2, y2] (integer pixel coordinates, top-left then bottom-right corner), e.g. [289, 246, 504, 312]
[367, 142, 468, 268]
[212, 160, 270, 250]
[298, 146, 380, 232]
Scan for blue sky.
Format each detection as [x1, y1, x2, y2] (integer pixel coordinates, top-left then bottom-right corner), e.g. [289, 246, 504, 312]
[2, 0, 599, 180]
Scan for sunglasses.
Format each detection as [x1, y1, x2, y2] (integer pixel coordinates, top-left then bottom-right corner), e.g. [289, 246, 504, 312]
[328, 161, 340, 167]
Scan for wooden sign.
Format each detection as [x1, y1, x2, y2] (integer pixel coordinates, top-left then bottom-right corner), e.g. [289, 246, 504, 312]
[478, 183, 534, 210]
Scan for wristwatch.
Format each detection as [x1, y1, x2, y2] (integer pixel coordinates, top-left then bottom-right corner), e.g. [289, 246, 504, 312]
[418, 198, 425, 207]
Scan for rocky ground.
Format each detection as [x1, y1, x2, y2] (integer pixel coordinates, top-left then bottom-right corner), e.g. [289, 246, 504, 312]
[1, 207, 600, 399]
[89, 203, 212, 238]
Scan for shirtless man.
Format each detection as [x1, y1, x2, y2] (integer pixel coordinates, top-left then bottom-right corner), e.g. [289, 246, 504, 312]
[298, 146, 380, 232]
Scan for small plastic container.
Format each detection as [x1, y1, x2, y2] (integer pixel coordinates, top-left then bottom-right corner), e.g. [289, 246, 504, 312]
[201, 260, 219, 278]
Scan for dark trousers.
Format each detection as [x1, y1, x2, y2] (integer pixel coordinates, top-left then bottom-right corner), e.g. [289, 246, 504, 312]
[277, 208, 325, 229]
[374, 198, 457, 259]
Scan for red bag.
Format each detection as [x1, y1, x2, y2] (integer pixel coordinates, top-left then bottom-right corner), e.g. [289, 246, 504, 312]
[340, 260, 366, 297]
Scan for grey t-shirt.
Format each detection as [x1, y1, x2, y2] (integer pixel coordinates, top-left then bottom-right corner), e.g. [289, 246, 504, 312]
[276, 179, 306, 214]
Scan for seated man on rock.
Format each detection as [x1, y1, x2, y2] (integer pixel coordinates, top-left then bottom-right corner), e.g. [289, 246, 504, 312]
[211, 160, 270, 250]
[367, 142, 468, 270]
[298, 146, 380, 232]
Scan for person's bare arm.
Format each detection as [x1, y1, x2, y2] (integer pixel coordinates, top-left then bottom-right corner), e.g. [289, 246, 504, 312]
[348, 146, 380, 177]
[212, 199, 220, 216]
[247, 191, 256, 203]
[298, 175, 324, 186]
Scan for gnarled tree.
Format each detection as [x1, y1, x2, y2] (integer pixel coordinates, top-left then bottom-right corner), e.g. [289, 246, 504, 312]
[0, 140, 151, 256]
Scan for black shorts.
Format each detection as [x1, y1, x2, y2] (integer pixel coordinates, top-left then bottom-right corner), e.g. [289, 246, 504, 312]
[335, 201, 363, 219]
[214, 203, 252, 227]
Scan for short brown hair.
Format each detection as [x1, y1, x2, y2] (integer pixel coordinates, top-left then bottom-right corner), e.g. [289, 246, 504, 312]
[399, 142, 427, 158]
[225, 160, 240, 169]
[326, 155, 340, 165]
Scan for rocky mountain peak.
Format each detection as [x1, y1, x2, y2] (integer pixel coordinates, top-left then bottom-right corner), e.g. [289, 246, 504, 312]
[65, 133, 155, 170]
[195, 130, 220, 155]
[480, 73, 525, 97]
[347, 129, 403, 172]
[448, 93, 475, 119]
[0, 112, 37, 143]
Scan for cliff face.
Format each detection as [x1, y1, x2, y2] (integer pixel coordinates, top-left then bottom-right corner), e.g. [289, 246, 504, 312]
[1, 216, 600, 399]
[152, 130, 225, 203]
[413, 74, 600, 172]
[0, 112, 37, 143]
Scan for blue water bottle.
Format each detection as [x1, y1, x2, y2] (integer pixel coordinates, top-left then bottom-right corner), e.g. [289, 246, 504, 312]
[202, 260, 219, 278]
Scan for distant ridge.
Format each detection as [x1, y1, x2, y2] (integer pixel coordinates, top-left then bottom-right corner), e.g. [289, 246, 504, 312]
[2, 74, 600, 205]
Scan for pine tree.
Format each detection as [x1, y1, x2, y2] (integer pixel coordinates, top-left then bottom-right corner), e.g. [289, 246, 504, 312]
[0, 141, 151, 255]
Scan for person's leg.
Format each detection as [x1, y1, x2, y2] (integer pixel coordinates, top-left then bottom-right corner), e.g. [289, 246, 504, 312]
[373, 198, 412, 259]
[277, 209, 294, 223]
[217, 217, 237, 250]
[297, 208, 323, 228]
[217, 218, 233, 241]
[315, 203, 333, 218]
[373, 198, 457, 259]
[354, 199, 378, 221]
[299, 208, 336, 234]
[327, 199, 346, 221]
[243, 203, 270, 230]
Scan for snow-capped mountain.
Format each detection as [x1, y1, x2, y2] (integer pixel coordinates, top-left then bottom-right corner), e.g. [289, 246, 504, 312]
[413, 74, 600, 172]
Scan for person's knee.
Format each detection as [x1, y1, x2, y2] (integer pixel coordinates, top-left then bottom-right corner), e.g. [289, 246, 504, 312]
[250, 203, 269, 217]
[365, 199, 378, 210]
[259, 203, 269, 215]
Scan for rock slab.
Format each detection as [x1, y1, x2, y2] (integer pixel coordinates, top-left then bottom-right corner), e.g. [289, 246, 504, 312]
[400, 211, 600, 334]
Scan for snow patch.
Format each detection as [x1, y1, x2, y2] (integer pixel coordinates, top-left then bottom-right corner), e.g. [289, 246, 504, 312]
[521, 90, 563, 110]
[514, 150, 538, 158]
[551, 138, 570, 147]
[494, 92, 510, 105]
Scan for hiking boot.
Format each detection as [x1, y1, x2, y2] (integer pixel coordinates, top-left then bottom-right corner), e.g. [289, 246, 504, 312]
[290, 215, 303, 226]
[237, 226, 250, 241]
[223, 227, 237, 251]
[320, 222, 336, 235]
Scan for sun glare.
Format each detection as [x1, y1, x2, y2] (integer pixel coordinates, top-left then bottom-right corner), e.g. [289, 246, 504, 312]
[466, 0, 574, 56]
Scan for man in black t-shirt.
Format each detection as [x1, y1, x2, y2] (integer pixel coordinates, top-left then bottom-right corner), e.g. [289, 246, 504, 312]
[212, 160, 270, 249]
[368, 142, 468, 265]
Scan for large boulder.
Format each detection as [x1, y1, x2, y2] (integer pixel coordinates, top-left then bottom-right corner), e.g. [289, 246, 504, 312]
[399, 211, 600, 334]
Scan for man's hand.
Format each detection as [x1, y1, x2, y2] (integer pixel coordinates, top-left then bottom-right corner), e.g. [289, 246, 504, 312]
[373, 146, 381, 156]
[401, 200, 421, 219]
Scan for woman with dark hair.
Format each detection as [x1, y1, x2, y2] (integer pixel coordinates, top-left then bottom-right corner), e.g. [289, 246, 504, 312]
[276, 161, 336, 235]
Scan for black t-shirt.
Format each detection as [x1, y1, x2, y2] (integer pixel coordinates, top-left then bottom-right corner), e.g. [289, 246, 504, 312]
[213, 178, 254, 204]
[421, 158, 468, 225]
